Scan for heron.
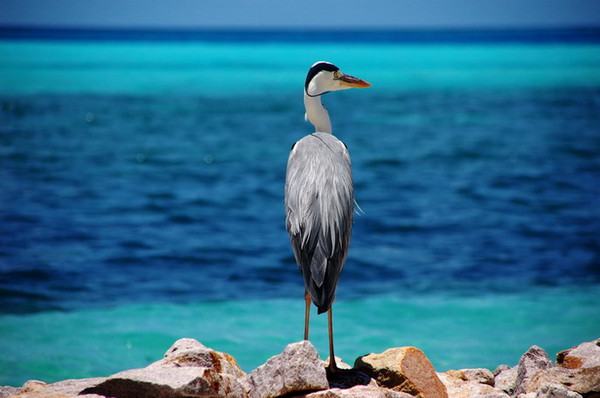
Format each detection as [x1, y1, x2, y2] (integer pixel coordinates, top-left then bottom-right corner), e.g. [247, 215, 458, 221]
[285, 61, 370, 372]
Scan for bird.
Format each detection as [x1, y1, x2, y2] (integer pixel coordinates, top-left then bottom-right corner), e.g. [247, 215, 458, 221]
[285, 61, 370, 372]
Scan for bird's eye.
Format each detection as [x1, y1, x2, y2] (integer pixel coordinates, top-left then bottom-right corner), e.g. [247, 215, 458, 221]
[333, 71, 341, 79]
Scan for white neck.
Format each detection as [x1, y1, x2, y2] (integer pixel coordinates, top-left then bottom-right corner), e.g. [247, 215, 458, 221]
[304, 91, 332, 134]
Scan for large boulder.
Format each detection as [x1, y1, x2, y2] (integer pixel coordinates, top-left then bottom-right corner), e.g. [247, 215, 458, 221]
[514, 346, 554, 396]
[354, 346, 448, 398]
[242, 340, 329, 398]
[557, 339, 600, 370]
[83, 338, 246, 398]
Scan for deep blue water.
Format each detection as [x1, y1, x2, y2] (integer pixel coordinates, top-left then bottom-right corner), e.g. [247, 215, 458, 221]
[0, 28, 599, 386]
[2, 26, 600, 43]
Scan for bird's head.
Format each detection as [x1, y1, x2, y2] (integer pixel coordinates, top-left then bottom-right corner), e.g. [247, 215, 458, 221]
[305, 61, 371, 97]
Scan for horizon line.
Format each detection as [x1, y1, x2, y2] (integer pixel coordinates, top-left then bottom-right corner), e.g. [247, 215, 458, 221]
[2, 24, 600, 44]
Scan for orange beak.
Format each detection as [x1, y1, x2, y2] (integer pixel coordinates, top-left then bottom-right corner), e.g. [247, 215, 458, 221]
[339, 73, 371, 88]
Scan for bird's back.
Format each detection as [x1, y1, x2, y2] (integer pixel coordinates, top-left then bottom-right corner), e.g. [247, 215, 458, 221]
[285, 132, 354, 314]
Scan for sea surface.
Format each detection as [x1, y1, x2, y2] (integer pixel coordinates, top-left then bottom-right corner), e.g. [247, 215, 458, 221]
[1, 27, 599, 387]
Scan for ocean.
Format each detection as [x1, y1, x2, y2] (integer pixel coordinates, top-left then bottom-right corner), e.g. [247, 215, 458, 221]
[1, 27, 599, 387]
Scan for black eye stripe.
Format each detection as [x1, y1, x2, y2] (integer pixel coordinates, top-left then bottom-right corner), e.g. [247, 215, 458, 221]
[304, 62, 340, 91]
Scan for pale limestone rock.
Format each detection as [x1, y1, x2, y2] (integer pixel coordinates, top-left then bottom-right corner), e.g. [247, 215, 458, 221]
[156, 337, 244, 378]
[514, 346, 554, 396]
[495, 366, 518, 395]
[7, 378, 105, 398]
[437, 371, 509, 398]
[355, 346, 448, 398]
[84, 366, 243, 397]
[83, 338, 246, 398]
[535, 383, 582, 398]
[0, 385, 20, 398]
[494, 365, 511, 376]
[305, 385, 413, 397]
[556, 339, 600, 370]
[446, 368, 495, 386]
[11, 391, 105, 398]
[37, 378, 106, 397]
[519, 393, 537, 398]
[164, 337, 208, 357]
[526, 366, 600, 396]
[243, 340, 329, 398]
[16, 380, 46, 395]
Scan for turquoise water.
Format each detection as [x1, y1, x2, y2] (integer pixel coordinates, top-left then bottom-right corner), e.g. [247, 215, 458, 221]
[2, 40, 600, 95]
[2, 287, 598, 384]
[1, 30, 600, 387]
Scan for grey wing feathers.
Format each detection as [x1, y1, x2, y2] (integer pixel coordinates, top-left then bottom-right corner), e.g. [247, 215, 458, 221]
[285, 132, 353, 314]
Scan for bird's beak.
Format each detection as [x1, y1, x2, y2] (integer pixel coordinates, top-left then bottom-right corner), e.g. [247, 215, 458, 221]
[338, 72, 371, 89]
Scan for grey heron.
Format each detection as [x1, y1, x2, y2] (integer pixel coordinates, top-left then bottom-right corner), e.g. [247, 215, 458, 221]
[285, 61, 370, 372]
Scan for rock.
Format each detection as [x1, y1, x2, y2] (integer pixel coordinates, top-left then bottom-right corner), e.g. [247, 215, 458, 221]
[305, 385, 414, 397]
[525, 366, 600, 396]
[84, 367, 237, 398]
[7, 339, 599, 398]
[6, 381, 48, 398]
[495, 366, 518, 395]
[6, 378, 106, 398]
[0, 386, 20, 398]
[445, 368, 495, 386]
[83, 338, 246, 398]
[514, 346, 554, 396]
[164, 337, 206, 356]
[354, 346, 448, 398]
[437, 371, 509, 398]
[535, 383, 583, 398]
[243, 340, 329, 398]
[557, 339, 600, 370]
[494, 366, 512, 376]
[155, 338, 245, 379]
[520, 393, 537, 398]
[36, 378, 106, 397]
[18, 381, 47, 394]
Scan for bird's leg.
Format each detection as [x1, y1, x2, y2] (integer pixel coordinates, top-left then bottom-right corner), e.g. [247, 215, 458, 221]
[327, 307, 339, 372]
[304, 291, 311, 341]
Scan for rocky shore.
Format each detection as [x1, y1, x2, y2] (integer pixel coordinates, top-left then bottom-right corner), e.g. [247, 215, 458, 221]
[2, 338, 598, 398]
